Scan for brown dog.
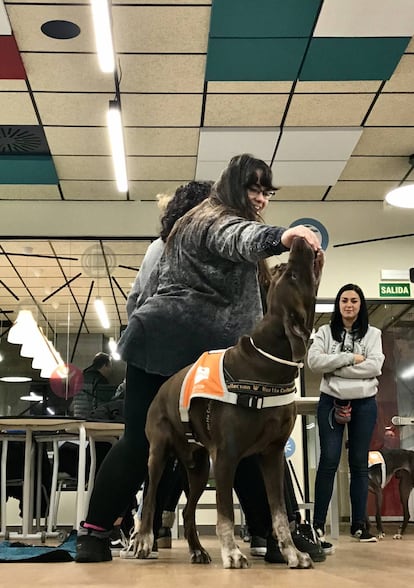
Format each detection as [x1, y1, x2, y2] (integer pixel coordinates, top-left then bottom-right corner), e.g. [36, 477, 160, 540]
[367, 448, 414, 539]
[135, 237, 323, 569]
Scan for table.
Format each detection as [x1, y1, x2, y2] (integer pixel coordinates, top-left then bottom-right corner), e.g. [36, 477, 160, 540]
[65, 421, 124, 528]
[0, 417, 84, 540]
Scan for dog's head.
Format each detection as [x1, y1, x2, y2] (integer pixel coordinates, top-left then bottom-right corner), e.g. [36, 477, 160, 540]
[267, 237, 324, 361]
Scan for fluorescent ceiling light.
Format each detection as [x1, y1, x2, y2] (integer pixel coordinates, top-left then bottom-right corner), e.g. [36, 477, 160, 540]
[400, 365, 414, 380]
[91, 0, 115, 73]
[95, 297, 110, 329]
[107, 101, 128, 192]
[108, 336, 120, 360]
[20, 391, 43, 401]
[1, 376, 32, 383]
[385, 184, 414, 209]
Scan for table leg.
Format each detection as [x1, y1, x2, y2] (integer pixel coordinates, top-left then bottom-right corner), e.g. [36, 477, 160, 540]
[1, 439, 8, 537]
[47, 439, 60, 534]
[76, 424, 87, 529]
[22, 428, 33, 537]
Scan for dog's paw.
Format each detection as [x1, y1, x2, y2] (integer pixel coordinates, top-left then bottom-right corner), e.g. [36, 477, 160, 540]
[378, 532, 386, 540]
[393, 533, 403, 540]
[135, 533, 154, 559]
[222, 547, 250, 569]
[190, 549, 211, 564]
[285, 549, 313, 570]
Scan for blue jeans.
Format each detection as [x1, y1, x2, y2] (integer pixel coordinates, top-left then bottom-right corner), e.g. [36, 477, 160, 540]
[313, 393, 377, 529]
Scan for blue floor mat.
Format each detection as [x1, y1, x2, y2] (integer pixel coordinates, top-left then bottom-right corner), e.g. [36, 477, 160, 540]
[0, 530, 77, 562]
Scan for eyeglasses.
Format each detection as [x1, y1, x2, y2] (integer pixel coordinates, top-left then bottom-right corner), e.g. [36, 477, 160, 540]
[248, 186, 276, 199]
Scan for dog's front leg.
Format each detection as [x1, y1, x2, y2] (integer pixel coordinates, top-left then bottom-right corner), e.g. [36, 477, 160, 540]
[260, 449, 312, 569]
[214, 454, 250, 569]
[135, 443, 167, 559]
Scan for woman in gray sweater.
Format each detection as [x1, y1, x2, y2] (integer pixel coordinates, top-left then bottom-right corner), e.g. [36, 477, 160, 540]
[308, 283, 384, 547]
[76, 153, 321, 562]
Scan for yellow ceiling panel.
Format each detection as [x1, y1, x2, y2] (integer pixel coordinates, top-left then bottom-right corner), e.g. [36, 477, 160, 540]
[204, 94, 289, 127]
[285, 94, 374, 126]
[125, 128, 199, 156]
[339, 156, 410, 181]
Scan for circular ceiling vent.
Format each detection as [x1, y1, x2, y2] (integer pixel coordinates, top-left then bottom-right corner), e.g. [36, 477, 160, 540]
[0, 127, 43, 154]
[81, 245, 117, 278]
[41, 20, 81, 40]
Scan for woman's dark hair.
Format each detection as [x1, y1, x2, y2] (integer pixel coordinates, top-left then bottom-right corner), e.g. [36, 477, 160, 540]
[90, 352, 111, 370]
[330, 283, 369, 342]
[212, 153, 277, 221]
[160, 180, 213, 241]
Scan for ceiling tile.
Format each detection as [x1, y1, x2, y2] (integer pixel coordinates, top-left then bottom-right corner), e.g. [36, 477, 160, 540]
[7, 5, 94, 52]
[352, 128, 414, 156]
[0, 92, 37, 125]
[367, 94, 414, 125]
[45, 127, 110, 156]
[0, 185, 60, 199]
[0, 35, 26, 79]
[272, 160, 348, 185]
[23, 54, 114, 92]
[339, 156, 410, 180]
[125, 128, 199, 157]
[198, 128, 280, 162]
[119, 54, 206, 93]
[295, 80, 382, 93]
[285, 94, 374, 126]
[300, 38, 410, 81]
[271, 186, 327, 200]
[209, 0, 321, 37]
[128, 156, 196, 181]
[314, 0, 414, 37]
[327, 180, 399, 200]
[54, 155, 113, 180]
[195, 160, 235, 181]
[204, 93, 289, 126]
[0, 155, 58, 184]
[206, 38, 307, 81]
[122, 95, 203, 127]
[383, 54, 414, 92]
[60, 181, 125, 200]
[34, 93, 112, 126]
[0, 80, 26, 91]
[275, 128, 362, 160]
[0, 1, 11, 34]
[112, 5, 210, 52]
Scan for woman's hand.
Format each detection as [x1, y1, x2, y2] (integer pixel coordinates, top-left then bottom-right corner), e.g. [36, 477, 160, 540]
[281, 225, 321, 251]
[353, 354, 365, 364]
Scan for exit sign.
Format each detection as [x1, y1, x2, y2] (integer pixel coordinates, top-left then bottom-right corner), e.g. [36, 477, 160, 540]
[379, 282, 411, 297]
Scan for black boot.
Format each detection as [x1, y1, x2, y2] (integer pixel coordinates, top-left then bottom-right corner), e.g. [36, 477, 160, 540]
[75, 522, 113, 563]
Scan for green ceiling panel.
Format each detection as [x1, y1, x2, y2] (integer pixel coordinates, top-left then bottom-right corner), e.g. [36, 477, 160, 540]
[300, 37, 411, 81]
[206, 38, 308, 81]
[210, 0, 322, 37]
[0, 155, 59, 184]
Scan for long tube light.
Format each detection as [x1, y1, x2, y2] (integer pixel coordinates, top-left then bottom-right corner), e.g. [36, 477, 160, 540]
[107, 100, 128, 192]
[91, 0, 115, 73]
[94, 297, 110, 329]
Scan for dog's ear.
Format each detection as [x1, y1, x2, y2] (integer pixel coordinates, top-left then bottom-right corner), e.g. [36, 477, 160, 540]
[283, 310, 311, 362]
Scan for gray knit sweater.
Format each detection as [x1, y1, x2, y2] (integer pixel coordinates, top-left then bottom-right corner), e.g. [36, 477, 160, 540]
[117, 211, 288, 376]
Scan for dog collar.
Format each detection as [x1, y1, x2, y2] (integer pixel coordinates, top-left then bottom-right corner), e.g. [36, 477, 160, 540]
[249, 337, 304, 368]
